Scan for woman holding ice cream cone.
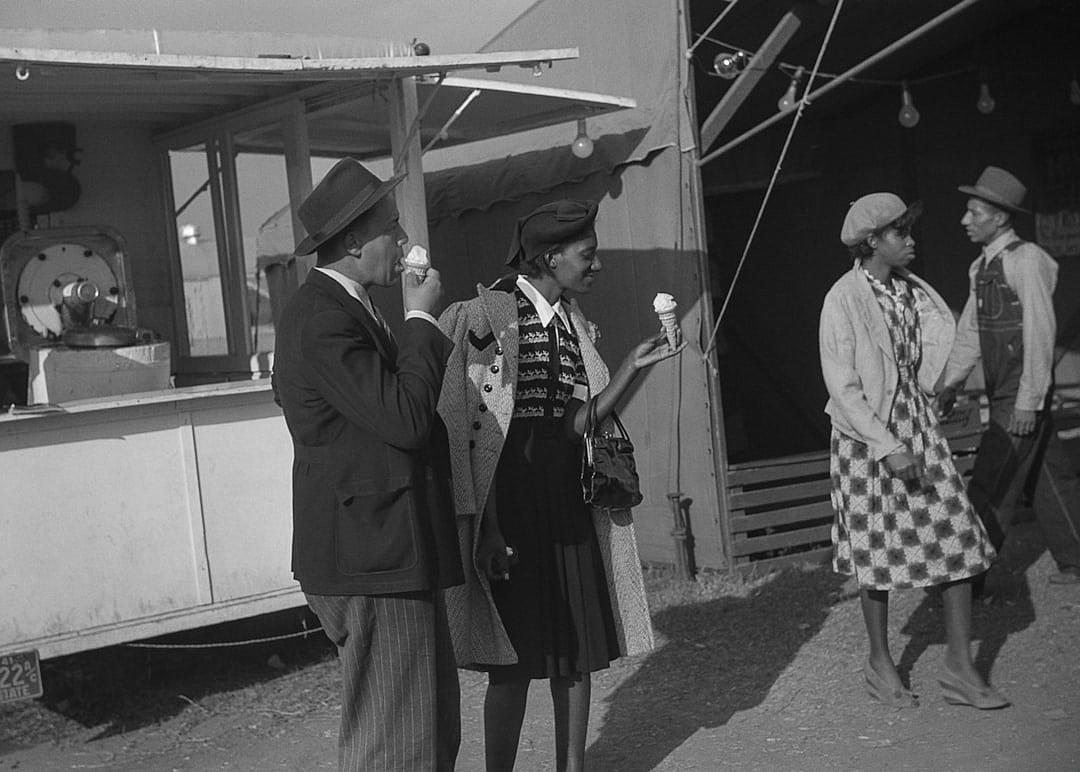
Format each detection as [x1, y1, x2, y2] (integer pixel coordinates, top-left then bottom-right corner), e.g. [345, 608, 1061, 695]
[438, 198, 685, 771]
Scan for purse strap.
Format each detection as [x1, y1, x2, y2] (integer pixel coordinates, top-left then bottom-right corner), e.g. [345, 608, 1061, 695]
[583, 397, 598, 466]
[606, 410, 631, 441]
[584, 397, 598, 439]
[583, 397, 632, 449]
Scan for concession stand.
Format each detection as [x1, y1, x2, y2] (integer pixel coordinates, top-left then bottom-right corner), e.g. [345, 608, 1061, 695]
[0, 28, 633, 700]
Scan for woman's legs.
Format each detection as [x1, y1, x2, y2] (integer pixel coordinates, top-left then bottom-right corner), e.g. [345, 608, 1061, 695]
[484, 676, 530, 772]
[551, 674, 591, 772]
[861, 588, 905, 689]
[941, 577, 991, 688]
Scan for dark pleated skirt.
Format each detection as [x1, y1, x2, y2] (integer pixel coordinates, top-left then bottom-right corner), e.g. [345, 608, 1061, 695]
[487, 417, 621, 680]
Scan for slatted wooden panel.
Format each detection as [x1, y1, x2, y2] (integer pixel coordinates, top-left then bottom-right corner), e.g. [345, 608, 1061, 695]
[725, 401, 985, 576]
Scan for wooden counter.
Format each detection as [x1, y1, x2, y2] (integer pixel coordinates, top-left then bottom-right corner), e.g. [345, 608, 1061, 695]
[0, 380, 303, 659]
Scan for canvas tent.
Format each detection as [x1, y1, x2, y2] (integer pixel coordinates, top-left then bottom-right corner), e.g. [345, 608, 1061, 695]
[376, 0, 1080, 572]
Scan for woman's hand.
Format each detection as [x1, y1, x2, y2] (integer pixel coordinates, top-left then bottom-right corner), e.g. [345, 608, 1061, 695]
[477, 526, 516, 581]
[884, 450, 924, 483]
[935, 386, 958, 417]
[630, 329, 687, 370]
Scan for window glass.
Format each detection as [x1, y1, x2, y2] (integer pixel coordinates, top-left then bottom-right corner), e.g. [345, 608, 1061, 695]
[235, 151, 292, 356]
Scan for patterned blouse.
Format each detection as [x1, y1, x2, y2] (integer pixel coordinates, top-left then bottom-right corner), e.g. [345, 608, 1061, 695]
[512, 288, 589, 419]
[862, 269, 924, 370]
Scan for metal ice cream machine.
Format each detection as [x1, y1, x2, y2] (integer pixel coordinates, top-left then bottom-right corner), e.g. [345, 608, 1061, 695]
[0, 226, 170, 404]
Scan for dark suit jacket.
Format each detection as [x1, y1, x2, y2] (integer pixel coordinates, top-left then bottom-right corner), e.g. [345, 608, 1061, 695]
[272, 269, 464, 595]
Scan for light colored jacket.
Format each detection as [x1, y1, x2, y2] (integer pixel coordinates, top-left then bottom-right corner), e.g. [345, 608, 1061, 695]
[437, 284, 655, 668]
[942, 229, 1058, 411]
[819, 265, 956, 460]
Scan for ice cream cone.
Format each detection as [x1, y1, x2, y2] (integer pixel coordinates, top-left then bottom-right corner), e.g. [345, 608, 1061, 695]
[403, 244, 430, 280]
[658, 310, 678, 348]
[652, 292, 679, 348]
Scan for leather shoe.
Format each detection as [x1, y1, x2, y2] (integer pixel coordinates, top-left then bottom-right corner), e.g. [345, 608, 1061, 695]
[938, 664, 1009, 710]
[864, 659, 918, 709]
[1048, 567, 1080, 585]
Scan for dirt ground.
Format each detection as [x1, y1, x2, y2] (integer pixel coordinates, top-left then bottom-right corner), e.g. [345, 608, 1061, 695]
[3, 520, 1079, 771]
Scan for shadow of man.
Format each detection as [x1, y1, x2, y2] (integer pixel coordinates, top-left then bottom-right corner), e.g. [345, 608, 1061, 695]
[897, 520, 1042, 686]
[585, 565, 848, 772]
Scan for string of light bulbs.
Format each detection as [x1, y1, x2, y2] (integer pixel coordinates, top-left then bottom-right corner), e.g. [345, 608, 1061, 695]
[694, 32, 1080, 127]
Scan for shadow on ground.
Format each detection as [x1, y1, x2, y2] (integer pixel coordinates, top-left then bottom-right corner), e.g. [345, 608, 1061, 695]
[587, 565, 849, 771]
[0, 606, 334, 750]
[899, 518, 1042, 685]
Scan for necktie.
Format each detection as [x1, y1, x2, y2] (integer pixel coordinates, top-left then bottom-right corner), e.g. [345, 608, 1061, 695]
[366, 301, 396, 347]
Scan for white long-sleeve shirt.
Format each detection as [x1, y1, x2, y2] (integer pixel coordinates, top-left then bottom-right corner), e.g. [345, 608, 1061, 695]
[943, 229, 1058, 412]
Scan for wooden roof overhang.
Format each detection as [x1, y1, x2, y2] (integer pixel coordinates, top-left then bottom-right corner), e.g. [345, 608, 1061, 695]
[0, 46, 635, 158]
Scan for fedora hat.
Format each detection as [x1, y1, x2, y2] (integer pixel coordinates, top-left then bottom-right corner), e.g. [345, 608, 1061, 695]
[294, 158, 405, 255]
[958, 166, 1030, 215]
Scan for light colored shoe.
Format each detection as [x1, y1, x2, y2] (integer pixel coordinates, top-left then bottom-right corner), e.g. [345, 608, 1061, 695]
[864, 659, 918, 709]
[1048, 567, 1080, 585]
[938, 664, 1009, 710]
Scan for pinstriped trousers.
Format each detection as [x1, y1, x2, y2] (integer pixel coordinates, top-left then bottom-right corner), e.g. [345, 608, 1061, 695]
[306, 590, 460, 772]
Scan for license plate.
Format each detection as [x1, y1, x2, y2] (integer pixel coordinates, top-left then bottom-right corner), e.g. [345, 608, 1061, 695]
[0, 650, 43, 704]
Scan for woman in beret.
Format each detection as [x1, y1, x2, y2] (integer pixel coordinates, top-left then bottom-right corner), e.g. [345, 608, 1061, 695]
[438, 199, 684, 770]
[819, 192, 1006, 711]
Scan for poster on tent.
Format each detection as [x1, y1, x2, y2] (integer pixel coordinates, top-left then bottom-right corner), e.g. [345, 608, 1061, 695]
[1034, 129, 1080, 258]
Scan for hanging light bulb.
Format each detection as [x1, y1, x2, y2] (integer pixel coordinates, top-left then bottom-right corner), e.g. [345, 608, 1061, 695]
[713, 50, 748, 80]
[977, 80, 996, 114]
[571, 119, 594, 159]
[898, 82, 920, 128]
[532, 62, 543, 78]
[1070, 77, 1080, 106]
[777, 66, 805, 112]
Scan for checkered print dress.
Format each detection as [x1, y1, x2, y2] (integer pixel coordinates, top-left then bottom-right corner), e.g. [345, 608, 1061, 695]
[830, 272, 995, 590]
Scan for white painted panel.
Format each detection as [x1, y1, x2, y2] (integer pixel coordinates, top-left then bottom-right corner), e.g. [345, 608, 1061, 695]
[0, 410, 210, 645]
[192, 396, 298, 601]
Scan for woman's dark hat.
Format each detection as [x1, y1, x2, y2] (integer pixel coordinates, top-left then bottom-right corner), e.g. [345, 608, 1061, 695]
[295, 158, 405, 255]
[505, 199, 599, 267]
[958, 166, 1030, 215]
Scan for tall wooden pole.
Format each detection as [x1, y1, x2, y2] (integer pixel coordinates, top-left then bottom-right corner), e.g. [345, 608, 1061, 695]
[388, 76, 430, 253]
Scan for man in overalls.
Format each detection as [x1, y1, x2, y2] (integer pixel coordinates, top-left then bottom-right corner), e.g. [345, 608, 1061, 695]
[939, 166, 1080, 587]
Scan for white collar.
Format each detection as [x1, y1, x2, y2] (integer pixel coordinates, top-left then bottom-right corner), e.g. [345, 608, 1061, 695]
[315, 266, 374, 312]
[981, 228, 1019, 261]
[516, 275, 571, 330]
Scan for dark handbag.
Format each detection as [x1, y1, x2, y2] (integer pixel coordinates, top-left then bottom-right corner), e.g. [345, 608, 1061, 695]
[580, 398, 644, 509]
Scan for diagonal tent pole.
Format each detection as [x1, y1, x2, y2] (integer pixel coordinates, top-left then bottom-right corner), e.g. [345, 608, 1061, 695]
[699, 10, 802, 153]
[698, 0, 985, 166]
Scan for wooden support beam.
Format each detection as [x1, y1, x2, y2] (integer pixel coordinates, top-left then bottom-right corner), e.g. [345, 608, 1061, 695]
[699, 10, 802, 154]
[281, 99, 314, 284]
[388, 76, 429, 254]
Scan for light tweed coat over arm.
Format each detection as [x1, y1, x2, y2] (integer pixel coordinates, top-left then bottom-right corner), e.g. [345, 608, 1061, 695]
[437, 284, 655, 669]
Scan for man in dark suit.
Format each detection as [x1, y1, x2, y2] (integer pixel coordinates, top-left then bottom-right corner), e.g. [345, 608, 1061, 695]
[272, 158, 463, 771]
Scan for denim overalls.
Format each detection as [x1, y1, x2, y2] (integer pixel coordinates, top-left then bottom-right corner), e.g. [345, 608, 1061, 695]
[967, 242, 1080, 567]
[975, 242, 1025, 405]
